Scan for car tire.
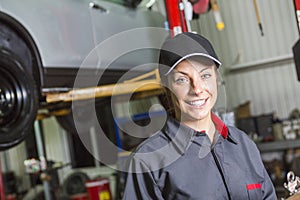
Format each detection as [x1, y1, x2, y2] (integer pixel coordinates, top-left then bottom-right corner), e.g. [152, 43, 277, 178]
[0, 48, 38, 150]
[62, 171, 89, 196]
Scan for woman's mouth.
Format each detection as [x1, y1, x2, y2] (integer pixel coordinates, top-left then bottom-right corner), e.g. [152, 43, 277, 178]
[186, 98, 208, 107]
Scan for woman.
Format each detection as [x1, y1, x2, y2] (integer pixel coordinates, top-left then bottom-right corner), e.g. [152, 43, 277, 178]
[122, 32, 277, 199]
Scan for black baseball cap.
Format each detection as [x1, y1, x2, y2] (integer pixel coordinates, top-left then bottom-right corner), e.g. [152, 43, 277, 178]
[158, 32, 221, 78]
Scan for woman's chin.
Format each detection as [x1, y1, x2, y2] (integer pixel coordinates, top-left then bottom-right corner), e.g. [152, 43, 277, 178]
[181, 110, 211, 122]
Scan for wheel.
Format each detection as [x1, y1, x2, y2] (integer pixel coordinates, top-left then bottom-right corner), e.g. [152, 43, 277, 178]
[0, 48, 38, 150]
[62, 171, 89, 196]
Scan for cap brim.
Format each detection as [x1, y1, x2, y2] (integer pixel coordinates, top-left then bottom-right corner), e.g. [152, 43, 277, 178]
[164, 53, 222, 75]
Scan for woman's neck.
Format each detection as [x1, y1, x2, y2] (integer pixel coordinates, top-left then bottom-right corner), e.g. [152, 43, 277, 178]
[182, 115, 216, 142]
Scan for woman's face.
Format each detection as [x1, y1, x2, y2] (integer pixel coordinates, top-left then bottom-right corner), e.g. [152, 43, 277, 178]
[168, 58, 218, 123]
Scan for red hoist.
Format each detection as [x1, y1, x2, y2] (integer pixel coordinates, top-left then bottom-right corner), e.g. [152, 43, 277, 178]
[164, 0, 190, 37]
[164, 0, 224, 37]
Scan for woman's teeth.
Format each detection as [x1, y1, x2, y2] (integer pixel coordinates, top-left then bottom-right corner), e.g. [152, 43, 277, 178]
[188, 99, 206, 106]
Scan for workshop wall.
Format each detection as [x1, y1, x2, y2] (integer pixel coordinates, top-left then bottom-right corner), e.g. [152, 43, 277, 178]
[192, 0, 300, 118]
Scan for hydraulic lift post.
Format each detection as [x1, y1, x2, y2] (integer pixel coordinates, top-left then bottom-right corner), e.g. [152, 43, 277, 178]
[164, 0, 190, 37]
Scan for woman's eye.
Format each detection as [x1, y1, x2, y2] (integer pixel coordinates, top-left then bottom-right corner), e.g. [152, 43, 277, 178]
[201, 73, 212, 80]
[175, 77, 189, 84]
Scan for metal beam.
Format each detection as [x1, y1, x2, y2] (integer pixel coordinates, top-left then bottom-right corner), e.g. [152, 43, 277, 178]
[45, 69, 163, 103]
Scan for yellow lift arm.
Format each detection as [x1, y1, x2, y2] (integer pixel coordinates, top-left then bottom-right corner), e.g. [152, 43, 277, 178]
[45, 69, 163, 103]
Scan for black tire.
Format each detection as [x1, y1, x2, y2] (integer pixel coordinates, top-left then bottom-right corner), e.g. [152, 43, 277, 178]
[62, 171, 89, 196]
[0, 48, 38, 150]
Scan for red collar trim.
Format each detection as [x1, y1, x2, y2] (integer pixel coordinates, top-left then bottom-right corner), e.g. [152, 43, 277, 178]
[211, 112, 228, 139]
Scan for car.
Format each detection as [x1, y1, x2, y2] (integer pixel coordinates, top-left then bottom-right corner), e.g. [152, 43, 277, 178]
[0, 0, 167, 150]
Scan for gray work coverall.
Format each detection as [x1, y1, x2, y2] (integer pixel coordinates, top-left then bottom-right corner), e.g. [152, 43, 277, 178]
[122, 114, 277, 200]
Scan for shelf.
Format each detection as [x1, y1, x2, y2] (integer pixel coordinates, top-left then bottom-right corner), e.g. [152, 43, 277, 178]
[227, 54, 293, 74]
[256, 139, 300, 152]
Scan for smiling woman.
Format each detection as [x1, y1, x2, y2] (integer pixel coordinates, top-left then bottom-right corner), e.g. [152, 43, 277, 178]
[168, 59, 218, 141]
[122, 32, 277, 200]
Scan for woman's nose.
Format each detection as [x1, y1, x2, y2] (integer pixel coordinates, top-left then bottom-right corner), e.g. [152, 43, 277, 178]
[191, 77, 206, 95]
